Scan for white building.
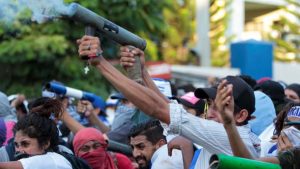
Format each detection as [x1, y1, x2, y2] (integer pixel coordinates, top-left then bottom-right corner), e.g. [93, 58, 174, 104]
[195, 0, 290, 66]
[179, 0, 300, 84]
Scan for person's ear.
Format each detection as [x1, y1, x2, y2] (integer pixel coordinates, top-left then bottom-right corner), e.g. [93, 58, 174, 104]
[235, 109, 249, 124]
[43, 141, 50, 151]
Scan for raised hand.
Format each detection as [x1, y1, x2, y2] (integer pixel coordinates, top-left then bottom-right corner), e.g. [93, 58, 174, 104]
[278, 132, 293, 153]
[77, 35, 103, 66]
[215, 80, 235, 125]
[119, 46, 145, 71]
[77, 100, 94, 117]
[10, 94, 26, 108]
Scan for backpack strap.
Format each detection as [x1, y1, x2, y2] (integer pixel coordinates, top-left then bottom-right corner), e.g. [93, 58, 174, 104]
[58, 151, 92, 169]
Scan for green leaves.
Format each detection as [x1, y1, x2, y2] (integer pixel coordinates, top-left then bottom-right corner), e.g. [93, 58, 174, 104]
[0, 35, 69, 62]
[268, 0, 300, 62]
[0, 0, 196, 98]
[210, 0, 232, 67]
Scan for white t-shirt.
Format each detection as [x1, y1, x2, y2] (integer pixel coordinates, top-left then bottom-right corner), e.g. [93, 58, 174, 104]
[260, 141, 277, 157]
[151, 144, 183, 169]
[259, 124, 275, 142]
[259, 124, 277, 157]
[164, 103, 261, 169]
[19, 152, 72, 169]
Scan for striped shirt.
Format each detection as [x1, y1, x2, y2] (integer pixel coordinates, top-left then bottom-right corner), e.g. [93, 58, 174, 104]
[164, 103, 261, 169]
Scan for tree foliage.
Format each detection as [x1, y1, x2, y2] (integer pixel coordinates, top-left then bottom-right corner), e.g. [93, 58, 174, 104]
[209, 0, 233, 67]
[266, 0, 300, 62]
[160, 0, 197, 64]
[0, 0, 196, 98]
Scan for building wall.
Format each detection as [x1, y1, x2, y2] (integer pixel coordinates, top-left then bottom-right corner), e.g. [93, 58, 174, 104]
[274, 62, 300, 84]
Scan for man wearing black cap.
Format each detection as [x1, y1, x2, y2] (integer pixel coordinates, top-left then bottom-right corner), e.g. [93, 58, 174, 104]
[194, 76, 256, 125]
[77, 36, 260, 169]
[185, 76, 260, 168]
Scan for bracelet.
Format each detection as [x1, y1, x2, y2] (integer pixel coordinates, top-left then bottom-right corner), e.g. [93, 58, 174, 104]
[88, 50, 103, 59]
[96, 50, 103, 57]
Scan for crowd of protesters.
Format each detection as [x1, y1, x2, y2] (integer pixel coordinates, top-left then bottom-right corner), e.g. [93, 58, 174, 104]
[0, 34, 299, 169]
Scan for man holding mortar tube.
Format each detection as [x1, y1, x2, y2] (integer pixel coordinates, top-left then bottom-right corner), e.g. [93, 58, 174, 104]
[77, 35, 260, 169]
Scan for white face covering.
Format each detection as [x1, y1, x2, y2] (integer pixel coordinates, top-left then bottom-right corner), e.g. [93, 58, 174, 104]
[282, 126, 300, 147]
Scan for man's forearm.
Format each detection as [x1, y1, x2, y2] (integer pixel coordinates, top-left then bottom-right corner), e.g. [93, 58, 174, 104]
[0, 162, 23, 169]
[87, 112, 110, 133]
[224, 121, 281, 164]
[224, 123, 254, 159]
[61, 112, 85, 134]
[142, 69, 169, 103]
[94, 56, 170, 124]
[181, 145, 194, 169]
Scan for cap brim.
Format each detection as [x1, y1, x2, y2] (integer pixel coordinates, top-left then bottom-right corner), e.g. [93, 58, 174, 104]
[110, 93, 125, 100]
[194, 88, 217, 99]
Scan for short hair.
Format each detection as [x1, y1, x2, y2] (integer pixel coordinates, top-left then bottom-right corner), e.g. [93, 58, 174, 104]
[128, 120, 166, 145]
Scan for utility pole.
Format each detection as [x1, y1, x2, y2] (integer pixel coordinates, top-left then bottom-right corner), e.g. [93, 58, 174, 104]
[195, 0, 211, 66]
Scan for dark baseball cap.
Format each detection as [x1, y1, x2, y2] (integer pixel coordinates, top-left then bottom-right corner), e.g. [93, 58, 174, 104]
[195, 76, 256, 114]
[194, 87, 217, 100]
[254, 80, 285, 102]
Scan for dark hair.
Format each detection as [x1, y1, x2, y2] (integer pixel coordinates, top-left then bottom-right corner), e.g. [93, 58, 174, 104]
[177, 84, 196, 94]
[278, 147, 300, 169]
[286, 83, 300, 98]
[295, 147, 300, 169]
[274, 102, 300, 135]
[170, 82, 177, 97]
[128, 120, 166, 145]
[13, 97, 63, 152]
[195, 109, 203, 117]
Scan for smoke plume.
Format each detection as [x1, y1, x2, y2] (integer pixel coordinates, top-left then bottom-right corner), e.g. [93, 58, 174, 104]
[0, 0, 71, 24]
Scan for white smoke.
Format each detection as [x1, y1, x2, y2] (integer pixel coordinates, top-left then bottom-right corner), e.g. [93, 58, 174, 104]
[0, 0, 71, 24]
[23, 0, 71, 23]
[0, 0, 26, 24]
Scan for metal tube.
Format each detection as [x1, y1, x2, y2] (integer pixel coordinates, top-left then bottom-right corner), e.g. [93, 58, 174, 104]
[45, 82, 106, 110]
[107, 140, 132, 156]
[66, 3, 146, 50]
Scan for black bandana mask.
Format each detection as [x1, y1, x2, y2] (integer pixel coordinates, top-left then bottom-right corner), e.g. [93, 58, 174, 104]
[14, 151, 31, 160]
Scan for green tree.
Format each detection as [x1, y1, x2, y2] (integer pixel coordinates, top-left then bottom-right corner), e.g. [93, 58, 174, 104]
[161, 0, 197, 64]
[209, 0, 233, 67]
[0, 0, 186, 99]
[266, 0, 300, 62]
